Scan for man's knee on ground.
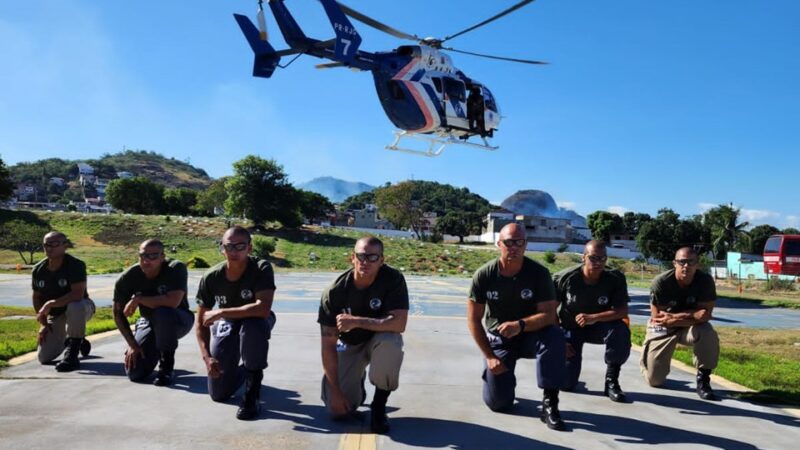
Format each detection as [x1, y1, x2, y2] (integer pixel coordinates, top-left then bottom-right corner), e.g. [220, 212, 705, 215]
[209, 389, 232, 403]
[485, 395, 514, 412]
[643, 368, 667, 387]
[37, 348, 59, 364]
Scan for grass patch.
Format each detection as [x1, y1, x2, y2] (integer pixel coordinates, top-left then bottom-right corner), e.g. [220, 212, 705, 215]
[631, 325, 800, 407]
[0, 306, 135, 365]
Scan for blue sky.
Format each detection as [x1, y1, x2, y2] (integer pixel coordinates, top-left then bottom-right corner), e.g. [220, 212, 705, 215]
[1, 1, 798, 228]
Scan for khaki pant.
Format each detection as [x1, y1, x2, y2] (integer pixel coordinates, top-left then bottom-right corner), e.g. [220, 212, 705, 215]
[639, 322, 719, 387]
[321, 332, 404, 414]
[38, 298, 96, 363]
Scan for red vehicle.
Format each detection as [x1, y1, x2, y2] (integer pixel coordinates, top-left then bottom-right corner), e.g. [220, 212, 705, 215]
[763, 234, 800, 276]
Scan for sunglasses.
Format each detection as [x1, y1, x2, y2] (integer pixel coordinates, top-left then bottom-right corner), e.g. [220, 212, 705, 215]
[674, 259, 697, 267]
[501, 239, 526, 248]
[586, 255, 607, 264]
[221, 242, 249, 252]
[355, 252, 382, 263]
[139, 251, 163, 261]
[42, 241, 65, 248]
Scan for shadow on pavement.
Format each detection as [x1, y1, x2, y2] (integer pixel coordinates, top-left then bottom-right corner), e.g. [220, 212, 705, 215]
[386, 416, 572, 449]
[629, 391, 800, 428]
[78, 361, 128, 377]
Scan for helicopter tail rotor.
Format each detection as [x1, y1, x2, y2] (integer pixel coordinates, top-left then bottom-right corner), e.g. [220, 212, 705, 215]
[234, 14, 281, 78]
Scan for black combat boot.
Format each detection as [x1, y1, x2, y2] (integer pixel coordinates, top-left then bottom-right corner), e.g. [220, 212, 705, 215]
[55, 338, 81, 372]
[604, 364, 627, 403]
[696, 369, 716, 400]
[236, 369, 263, 420]
[370, 388, 391, 434]
[153, 350, 175, 386]
[540, 388, 566, 431]
[79, 338, 91, 358]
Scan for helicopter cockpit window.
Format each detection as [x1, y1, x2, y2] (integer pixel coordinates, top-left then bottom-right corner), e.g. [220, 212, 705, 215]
[432, 78, 442, 93]
[483, 89, 498, 112]
[443, 78, 466, 102]
[387, 80, 406, 100]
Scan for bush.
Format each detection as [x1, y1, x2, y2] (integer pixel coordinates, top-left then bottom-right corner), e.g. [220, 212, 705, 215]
[543, 251, 556, 264]
[187, 256, 210, 269]
[764, 277, 795, 292]
[252, 235, 276, 259]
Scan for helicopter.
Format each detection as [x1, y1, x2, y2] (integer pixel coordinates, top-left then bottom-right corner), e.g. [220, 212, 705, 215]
[234, 0, 546, 156]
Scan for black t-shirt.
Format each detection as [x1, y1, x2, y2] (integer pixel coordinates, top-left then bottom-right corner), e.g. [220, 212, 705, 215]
[468, 257, 556, 334]
[650, 269, 716, 313]
[553, 264, 629, 330]
[31, 254, 88, 317]
[196, 257, 276, 309]
[113, 260, 190, 319]
[318, 265, 409, 345]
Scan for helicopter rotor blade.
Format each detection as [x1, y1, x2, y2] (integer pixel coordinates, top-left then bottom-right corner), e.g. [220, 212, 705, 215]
[443, 46, 547, 65]
[336, 1, 420, 42]
[442, 0, 536, 43]
[315, 62, 346, 69]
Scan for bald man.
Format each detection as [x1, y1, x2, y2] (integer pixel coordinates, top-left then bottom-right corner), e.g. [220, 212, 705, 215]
[32, 231, 95, 372]
[318, 236, 408, 434]
[640, 247, 720, 400]
[468, 223, 567, 431]
[113, 239, 194, 386]
[195, 226, 277, 420]
[553, 240, 631, 402]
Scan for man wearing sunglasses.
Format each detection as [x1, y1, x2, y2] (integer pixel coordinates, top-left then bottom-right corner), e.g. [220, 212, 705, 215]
[32, 231, 95, 372]
[112, 239, 194, 386]
[468, 223, 567, 431]
[640, 247, 719, 400]
[553, 240, 631, 403]
[318, 236, 408, 434]
[195, 226, 277, 420]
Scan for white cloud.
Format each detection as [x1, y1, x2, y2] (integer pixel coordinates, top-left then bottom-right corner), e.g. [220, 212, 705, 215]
[783, 216, 800, 229]
[557, 200, 576, 210]
[697, 202, 717, 212]
[739, 208, 780, 224]
[607, 206, 628, 215]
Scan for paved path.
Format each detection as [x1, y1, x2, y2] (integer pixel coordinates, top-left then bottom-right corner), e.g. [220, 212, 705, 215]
[2, 314, 799, 450]
[2, 272, 800, 328]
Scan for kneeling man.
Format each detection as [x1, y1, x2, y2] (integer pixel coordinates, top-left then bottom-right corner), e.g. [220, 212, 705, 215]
[196, 226, 277, 420]
[640, 247, 719, 400]
[113, 239, 194, 386]
[319, 236, 408, 434]
[467, 223, 567, 431]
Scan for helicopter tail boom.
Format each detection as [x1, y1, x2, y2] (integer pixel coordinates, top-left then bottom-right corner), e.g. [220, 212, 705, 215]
[234, 13, 281, 78]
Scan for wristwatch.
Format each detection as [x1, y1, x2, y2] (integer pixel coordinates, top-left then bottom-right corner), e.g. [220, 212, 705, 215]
[518, 319, 526, 333]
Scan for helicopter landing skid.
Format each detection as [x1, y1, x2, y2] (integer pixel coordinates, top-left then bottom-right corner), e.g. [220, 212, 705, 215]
[385, 130, 499, 157]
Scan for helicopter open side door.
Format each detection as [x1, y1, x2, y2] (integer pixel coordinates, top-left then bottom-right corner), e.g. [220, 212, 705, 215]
[442, 77, 469, 130]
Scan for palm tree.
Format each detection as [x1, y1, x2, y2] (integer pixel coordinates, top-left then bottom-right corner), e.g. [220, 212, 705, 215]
[704, 204, 750, 259]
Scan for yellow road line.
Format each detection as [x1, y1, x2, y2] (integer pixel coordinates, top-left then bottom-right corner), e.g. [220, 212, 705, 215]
[338, 432, 376, 450]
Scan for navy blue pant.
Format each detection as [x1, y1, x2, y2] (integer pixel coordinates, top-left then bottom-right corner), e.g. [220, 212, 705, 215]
[127, 307, 195, 382]
[208, 312, 276, 402]
[482, 325, 566, 412]
[563, 320, 631, 390]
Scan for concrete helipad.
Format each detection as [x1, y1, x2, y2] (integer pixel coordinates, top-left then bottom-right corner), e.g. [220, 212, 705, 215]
[1, 317, 799, 449]
[1, 272, 799, 449]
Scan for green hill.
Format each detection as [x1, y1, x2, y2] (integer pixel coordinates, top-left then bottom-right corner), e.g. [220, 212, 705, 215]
[9, 150, 213, 192]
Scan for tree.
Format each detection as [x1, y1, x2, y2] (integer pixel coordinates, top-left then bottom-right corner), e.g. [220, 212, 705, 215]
[435, 211, 470, 243]
[636, 208, 709, 262]
[0, 156, 13, 201]
[163, 187, 198, 215]
[224, 155, 301, 227]
[782, 227, 800, 235]
[0, 219, 50, 264]
[105, 177, 165, 214]
[747, 224, 780, 254]
[622, 212, 652, 236]
[341, 190, 375, 210]
[374, 181, 423, 238]
[703, 204, 750, 259]
[193, 177, 229, 216]
[297, 189, 334, 224]
[587, 211, 623, 243]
